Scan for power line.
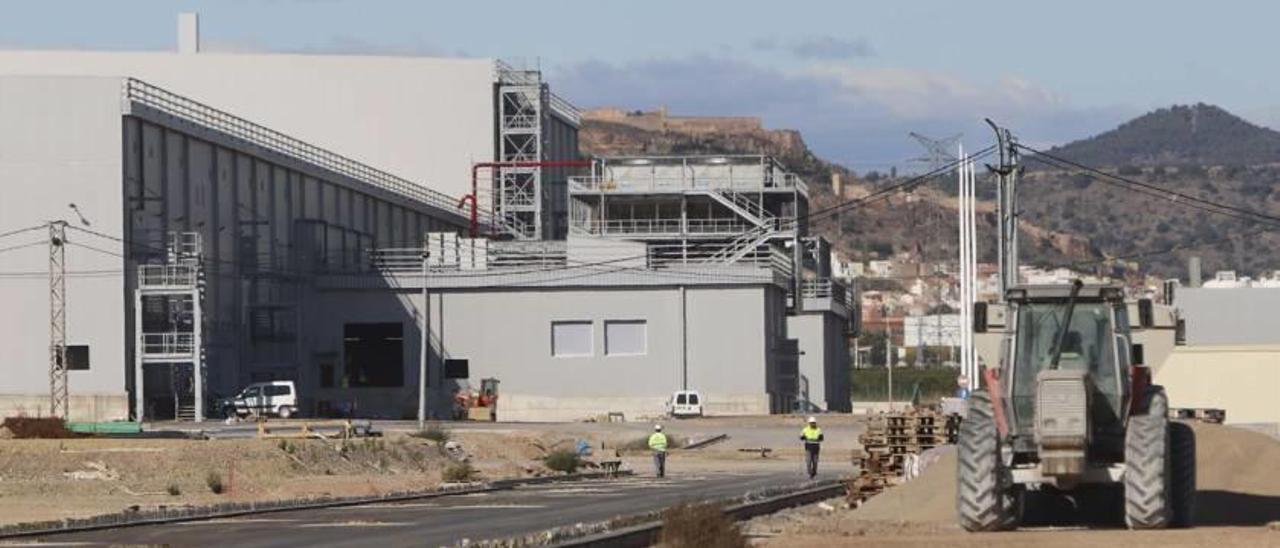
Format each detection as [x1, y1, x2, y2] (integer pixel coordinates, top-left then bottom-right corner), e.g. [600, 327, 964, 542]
[799, 146, 995, 227]
[0, 240, 47, 255]
[0, 224, 46, 241]
[1018, 145, 1280, 229]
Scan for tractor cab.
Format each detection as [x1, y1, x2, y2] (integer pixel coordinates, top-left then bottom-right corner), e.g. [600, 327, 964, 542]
[1002, 282, 1135, 460]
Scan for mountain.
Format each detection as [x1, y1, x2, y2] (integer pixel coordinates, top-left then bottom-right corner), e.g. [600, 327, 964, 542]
[1043, 103, 1280, 167]
[1022, 104, 1280, 278]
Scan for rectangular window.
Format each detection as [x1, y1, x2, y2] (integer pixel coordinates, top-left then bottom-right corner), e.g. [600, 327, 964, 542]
[66, 345, 90, 370]
[605, 320, 647, 356]
[551, 321, 593, 357]
[343, 322, 404, 387]
[444, 359, 470, 379]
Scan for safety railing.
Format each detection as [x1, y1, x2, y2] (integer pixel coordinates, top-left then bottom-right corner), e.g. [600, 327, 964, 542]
[141, 332, 196, 357]
[138, 264, 197, 288]
[571, 218, 754, 236]
[548, 92, 582, 125]
[798, 278, 853, 315]
[122, 78, 469, 221]
[647, 241, 792, 279]
[370, 240, 569, 273]
[568, 155, 809, 195]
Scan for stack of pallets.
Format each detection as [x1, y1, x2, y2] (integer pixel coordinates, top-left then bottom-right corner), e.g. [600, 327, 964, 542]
[853, 410, 961, 480]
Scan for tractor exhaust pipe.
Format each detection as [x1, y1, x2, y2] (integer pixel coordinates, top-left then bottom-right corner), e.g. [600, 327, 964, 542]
[1049, 279, 1085, 370]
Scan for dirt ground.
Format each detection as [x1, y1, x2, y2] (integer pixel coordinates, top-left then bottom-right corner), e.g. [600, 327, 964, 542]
[745, 423, 1280, 547]
[0, 427, 603, 526]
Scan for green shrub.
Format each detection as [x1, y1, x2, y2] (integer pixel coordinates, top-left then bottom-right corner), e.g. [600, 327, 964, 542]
[543, 449, 582, 474]
[442, 462, 478, 482]
[166, 483, 181, 496]
[206, 471, 224, 494]
[659, 502, 747, 548]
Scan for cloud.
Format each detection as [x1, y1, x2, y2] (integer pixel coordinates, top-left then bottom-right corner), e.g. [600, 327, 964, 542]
[753, 35, 875, 60]
[551, 56, 1133, 169]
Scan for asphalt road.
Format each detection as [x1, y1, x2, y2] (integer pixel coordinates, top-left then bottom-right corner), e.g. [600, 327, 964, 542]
[29, 469, 839, 547]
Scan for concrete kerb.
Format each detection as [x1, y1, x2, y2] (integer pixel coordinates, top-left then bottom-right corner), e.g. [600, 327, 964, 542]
[0, 470, 632, 539]
[488, 479, 845, 548]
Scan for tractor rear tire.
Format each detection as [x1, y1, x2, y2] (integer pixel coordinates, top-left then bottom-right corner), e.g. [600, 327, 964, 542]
[956, 390, 1018, 532]
[1169, 421, 1197, 527]
[1124, 410, 1172, 529]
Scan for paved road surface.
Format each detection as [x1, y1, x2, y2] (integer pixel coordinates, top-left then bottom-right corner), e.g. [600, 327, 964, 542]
[31, 469, 838, 547]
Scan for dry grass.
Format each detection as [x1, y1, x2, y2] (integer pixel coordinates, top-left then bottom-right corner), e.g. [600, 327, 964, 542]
[442, 462, 478, 482]
[659, 502, 747, 548]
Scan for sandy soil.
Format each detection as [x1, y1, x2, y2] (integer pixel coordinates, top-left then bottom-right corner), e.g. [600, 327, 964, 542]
[746, 423, 1280, 547]
[0, 428, 612, 526]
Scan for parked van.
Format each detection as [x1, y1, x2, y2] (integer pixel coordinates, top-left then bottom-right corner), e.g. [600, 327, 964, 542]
[217, 381, 299, 419]
[668, 390, 703, 418]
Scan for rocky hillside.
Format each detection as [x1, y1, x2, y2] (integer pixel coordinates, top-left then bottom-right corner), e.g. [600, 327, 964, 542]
[579, 116, 1102, 271]
[1016, 104, 1280, 277]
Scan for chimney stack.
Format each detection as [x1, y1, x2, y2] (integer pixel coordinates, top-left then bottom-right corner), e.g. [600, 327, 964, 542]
[1188, 256, 1202, 288]
[178, 13, 200, 54]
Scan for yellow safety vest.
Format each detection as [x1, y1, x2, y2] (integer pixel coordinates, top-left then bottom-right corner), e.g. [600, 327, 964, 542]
[648, 432, 668, 451]
[802, 426, 823, 442]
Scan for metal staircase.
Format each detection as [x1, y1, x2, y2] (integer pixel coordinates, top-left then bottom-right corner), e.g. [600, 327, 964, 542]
[707, 189, 776, 227]
[704, 222, 781, 264]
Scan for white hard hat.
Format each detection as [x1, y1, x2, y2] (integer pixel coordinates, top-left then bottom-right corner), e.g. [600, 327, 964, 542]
[654, 424, 663, 431]
[807, 416, 817, 423]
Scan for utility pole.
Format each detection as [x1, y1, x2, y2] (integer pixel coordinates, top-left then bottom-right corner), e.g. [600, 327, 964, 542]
[48, 220, 69, 419]
[418, 246, 431, 430]
[985, 119, 1021, 297]
[885, 320, 894, 410]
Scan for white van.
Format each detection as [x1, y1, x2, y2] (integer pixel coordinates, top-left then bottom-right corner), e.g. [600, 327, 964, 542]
[668, 390, 703, 418]
[218, 381, 299, 419]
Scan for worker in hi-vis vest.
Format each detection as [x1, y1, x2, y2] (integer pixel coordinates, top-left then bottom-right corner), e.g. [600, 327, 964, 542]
[800, 416, 824, 479]
[648, 424, 669, 478]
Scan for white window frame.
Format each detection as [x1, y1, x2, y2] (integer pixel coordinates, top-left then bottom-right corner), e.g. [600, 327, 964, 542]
[605, 319, 648, 356]
[551, 320, 594, 358]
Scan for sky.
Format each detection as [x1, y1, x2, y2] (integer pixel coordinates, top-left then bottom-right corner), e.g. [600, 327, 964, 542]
[2, 0, 1278, 171]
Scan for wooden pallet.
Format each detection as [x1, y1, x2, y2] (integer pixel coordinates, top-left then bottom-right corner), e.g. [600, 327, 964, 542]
[1169, 407, 1225, 424]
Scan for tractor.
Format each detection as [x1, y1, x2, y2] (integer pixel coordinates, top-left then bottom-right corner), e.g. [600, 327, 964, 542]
[957, 280, 1196, 531]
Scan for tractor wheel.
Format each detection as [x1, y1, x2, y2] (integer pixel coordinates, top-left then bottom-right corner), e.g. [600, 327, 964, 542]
[956, 390, 1019, 532]
[1124, 412, 1172, 529]
[1169, 421, 1197, 527]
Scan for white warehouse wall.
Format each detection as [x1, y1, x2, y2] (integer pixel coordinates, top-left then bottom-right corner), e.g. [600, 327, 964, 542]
[0, 51, 497, 199]
[310, 285, 777, 421]
[0, 76, 128, 420]
[788, 312, 852, 413]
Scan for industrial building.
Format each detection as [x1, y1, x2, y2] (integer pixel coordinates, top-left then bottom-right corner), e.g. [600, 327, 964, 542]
[313, 155, 854, 420]
[0, 13, 581, 240]
[1157, 286, 1280, 425]
[0, 18, 853, 421]
[0, 74, 474, 420]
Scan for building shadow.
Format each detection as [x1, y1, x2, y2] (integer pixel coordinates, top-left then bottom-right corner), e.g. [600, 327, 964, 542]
[1196, 490, 1280, 526]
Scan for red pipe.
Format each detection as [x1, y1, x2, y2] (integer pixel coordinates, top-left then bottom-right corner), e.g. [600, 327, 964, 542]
[466, 160, 594, 238]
